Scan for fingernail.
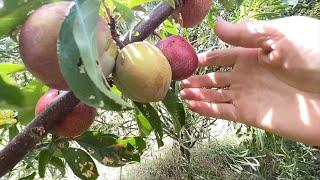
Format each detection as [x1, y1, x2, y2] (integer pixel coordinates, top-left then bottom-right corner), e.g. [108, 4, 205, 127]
[181, 80, 188, 88]
[180, 90, 186, 98]
[188, 101, 196, 109]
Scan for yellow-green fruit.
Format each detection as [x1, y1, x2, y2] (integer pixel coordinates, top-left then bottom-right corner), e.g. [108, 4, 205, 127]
[113, 42, 172, 103]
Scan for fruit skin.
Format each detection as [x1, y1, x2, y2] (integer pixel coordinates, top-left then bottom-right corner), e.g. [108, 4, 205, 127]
[35, 89, 96, 138]
[156, 35, 198, 81]
[113, 42, 172, 103]
[99, 41, 118, 77]
[173, 0, 212, 28]
[19, 1, 110, 90]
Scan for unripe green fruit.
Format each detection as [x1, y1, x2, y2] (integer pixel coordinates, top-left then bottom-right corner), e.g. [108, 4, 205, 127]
[113, 42, 172, 103]
[173, 0, 212, 28]
[19, 1, 112, 90]
[156, 35, 198, 81]
[35, 89, 96, 138]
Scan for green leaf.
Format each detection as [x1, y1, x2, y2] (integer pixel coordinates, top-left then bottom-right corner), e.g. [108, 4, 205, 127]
[116, 136, 146, 152]
[8, 124, 19, 141]
[135, 103, 164, 147]
[49, 157, 66, 176]
[281, 0, 298, 6]
[0, 0, 58, 38]
[0, 74, 47, 125]
[0, 73, 24, 107]
[0, 130, 5, 142]
[17, 80, 48, 125]
[161, 20, 179, 37]
[76, 131, 146, 167]
[135, 110, 153, 137]
[113, 1, 135, 23]
[163, 0, 176, 8]
[127, 0, 160, 8]
[18, 172, 36, 180]
[207, 5, 218, 28]
[62, 148, 99, 180]
[58, 0, 132, 111]
[0, 63, 25, 74]
[38, 147, 54, 178]
[162, 89, 186, 134]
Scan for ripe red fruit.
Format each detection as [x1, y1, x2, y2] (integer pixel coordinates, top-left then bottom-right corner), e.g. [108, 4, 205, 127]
[19, 1, 110, 90]
[156, 35, 198, 81]
[35, 89, 96, 138]
[173, 0, 212, 28]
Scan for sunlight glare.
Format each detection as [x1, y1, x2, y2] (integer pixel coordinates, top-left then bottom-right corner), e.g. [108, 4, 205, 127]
[246, 21, 266, 34]
[296, 94, 310, 126]
[261, 108, 273, 128]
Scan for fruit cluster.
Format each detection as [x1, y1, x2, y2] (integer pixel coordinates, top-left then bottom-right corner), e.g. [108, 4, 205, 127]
[20, 1, 211, 137]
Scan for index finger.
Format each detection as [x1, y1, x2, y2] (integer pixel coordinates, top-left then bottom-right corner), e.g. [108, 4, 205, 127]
[198, 47, 258, 67]
[214, 18, 279, 50]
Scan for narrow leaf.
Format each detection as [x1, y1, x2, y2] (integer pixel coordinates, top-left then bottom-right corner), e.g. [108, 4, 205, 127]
[49, 157, 66, 176]
[8, 124, 19, 141]
[162, 90, 186, 134]
[38, 147, 55, 178]
[135, 110, 153, 137]
[0, 73, 24, 107]
[135, 103, 164, 147]
[0, 63, 25, 74]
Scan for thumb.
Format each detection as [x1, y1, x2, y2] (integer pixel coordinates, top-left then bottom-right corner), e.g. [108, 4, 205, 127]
[214, 18, 282, 50]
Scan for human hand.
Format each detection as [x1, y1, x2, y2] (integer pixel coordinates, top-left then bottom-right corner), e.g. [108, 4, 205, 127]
[180, 16, 320, 145]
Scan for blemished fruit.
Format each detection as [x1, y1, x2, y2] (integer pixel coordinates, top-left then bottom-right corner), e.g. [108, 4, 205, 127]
[19, 1, 112, 90]
[156, 35, 198, 81]
[113, 42, 172, 103]
[173, 0, 212, 28]
[35, 89, 96, 138]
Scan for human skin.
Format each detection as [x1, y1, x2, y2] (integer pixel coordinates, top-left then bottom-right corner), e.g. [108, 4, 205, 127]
[180, 16, 320, 145]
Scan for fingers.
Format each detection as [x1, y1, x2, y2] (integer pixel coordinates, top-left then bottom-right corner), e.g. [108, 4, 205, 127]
[258, 48, 282, 66]
[181, 72, 231, 89]
[188, 101, 237, 121]
[198, 47, 259, 68]
[198, 49, 237, 67]
[181, 88, 232, 103]
[214, 18, 283, 49]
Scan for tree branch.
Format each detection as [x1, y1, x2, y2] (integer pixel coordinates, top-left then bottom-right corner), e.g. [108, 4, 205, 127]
[0, 1, 180, 177]
[122, 1, 181, 45]
[0, 91, 79, 177]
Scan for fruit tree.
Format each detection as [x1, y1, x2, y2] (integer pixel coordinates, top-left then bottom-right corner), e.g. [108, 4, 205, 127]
[0, 0, 214, 179]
